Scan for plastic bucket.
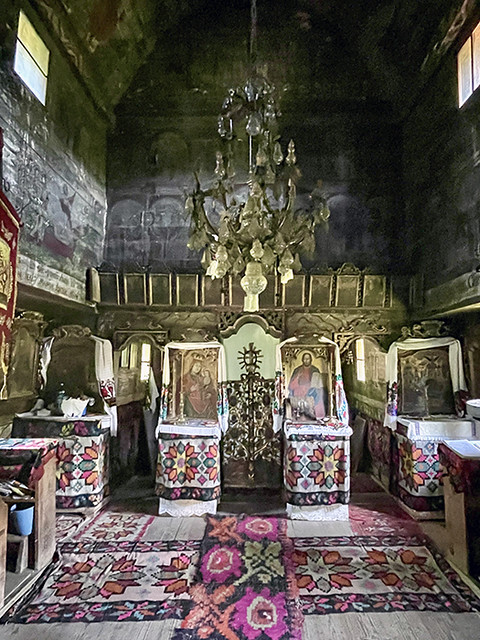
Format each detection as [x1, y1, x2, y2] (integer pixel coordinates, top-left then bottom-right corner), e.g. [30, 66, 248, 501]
[8, 504, 34, 536]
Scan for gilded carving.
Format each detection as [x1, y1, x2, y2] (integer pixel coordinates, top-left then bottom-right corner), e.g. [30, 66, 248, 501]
[113, 330, 168, 351]
[223, 342, 280, 488]
[400, 320, 449, 340]
[7, 312, 46, 399]
[97, 309, 218, 339]
[219, 311, 283, 338]
[52, 325, 92, 340]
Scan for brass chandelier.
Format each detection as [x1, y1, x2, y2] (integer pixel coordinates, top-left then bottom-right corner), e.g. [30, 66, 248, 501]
[186, 0, 330, 312]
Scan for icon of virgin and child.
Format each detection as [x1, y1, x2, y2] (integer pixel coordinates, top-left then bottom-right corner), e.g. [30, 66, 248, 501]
[181, 358, 217, 419]
[288, 351, 328, 419]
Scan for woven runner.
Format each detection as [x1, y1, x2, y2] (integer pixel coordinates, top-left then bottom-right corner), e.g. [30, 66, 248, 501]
[173, 515, 303, 640]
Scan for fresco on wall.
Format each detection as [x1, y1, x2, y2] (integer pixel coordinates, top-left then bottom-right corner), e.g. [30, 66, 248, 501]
[105, 193, 190, 270]
[105, 0, 402, 275]
[0, 67, 107, 302]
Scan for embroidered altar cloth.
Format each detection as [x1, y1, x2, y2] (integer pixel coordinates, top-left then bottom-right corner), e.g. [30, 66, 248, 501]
[438, 441, 480, 495]
[156, 420, 221, 517]
[396, 417, 475, 441]
[284, 420, 351, 521]
[391, 418, 476, 514]
[12, 415, 110, 510]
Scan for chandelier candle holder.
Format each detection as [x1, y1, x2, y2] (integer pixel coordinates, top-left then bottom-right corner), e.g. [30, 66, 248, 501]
[186, 0, 330, 312]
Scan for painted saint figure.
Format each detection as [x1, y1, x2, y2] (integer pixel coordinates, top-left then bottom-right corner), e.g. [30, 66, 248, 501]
[288, 351, 328, 418]
[182, 359, 217, 419]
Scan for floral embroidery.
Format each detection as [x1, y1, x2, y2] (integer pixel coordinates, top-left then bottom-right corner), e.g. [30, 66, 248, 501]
[156, 434, 221, 503]
[232, 587, 288, 640]
[202, 546, 242, 583]
[237, 517, 278, 541]
[174, 515, 301, 640]
[307, 445, 346, 489]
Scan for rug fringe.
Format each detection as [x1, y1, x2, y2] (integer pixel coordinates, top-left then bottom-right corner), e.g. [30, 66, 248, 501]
[1, 556, 60, 624]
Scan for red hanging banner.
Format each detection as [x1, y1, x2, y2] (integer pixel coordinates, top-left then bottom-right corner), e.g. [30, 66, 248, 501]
[0, 189, 20, 398]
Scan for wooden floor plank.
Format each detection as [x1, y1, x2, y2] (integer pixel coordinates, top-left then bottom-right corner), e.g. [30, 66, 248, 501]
[0, 619, 180, 640]
[304, 612, 480, 640]
[288, 519, 353, 537]
[175, 515, 207, 540]
[143, 515, 182, 541]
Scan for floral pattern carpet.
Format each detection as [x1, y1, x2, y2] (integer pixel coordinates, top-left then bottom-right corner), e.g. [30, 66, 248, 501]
[295, 534, 480, 615]
[4, 511, 480, 631]
[173, 515, 302, 640]
[71, 510, 156, 542]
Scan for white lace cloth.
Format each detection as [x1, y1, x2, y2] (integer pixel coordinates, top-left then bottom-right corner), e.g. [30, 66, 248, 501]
[396, 417, 475, 441]
[286, 503, 349, 521]
[284, 420, 353, 438]
[155, 419, 221, 438]
[158, 498, 218, 517]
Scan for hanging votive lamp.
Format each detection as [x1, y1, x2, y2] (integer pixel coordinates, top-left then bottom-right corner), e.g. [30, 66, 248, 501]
[240, 261, 268, 312]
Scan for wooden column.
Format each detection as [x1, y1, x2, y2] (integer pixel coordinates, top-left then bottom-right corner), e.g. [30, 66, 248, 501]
[31, 456, 56, 570]
[0, 498, 7, 609]
[443, 476, 469, 573]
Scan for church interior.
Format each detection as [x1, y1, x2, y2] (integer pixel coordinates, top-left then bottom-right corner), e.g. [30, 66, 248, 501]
[1, 0, 480, 637]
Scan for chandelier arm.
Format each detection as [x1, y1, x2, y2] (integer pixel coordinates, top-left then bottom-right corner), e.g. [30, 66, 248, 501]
[289, 222, 313, 248]
[195, 201, 219, 238]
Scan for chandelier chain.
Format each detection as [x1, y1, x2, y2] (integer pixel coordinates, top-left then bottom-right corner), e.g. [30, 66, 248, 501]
[250, 0, 258, 68]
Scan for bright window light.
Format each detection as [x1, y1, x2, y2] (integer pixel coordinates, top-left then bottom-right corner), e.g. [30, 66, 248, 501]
[13, 11, 49, 105]
[458, 21, 480, 107]
[458, 38, 472, 106]
[140, 342, 152, 382]
[473, 22, 480, 91]
[356, 339, 366, 382]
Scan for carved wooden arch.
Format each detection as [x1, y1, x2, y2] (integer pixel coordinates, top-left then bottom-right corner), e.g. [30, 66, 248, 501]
[113, 330, 168, 352]
[219, 312, 283, 339]
[336, 333, 387, 357]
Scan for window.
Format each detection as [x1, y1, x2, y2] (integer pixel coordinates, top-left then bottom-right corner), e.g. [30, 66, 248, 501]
[13, 11, 50, 105]
[355, 339, 366, 382]
[120, 341, 152, 382]
[458, 21, 480, 107]
[139, 342, 152, 382]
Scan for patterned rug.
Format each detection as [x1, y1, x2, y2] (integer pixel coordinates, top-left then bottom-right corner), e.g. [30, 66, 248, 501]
[173, 515, 303, 640]
[294, 534, 480, 615]
[55, 513, 86, 543]
[8, 538, 199, 623]
[5, 515, 480, 629]
[349, 498, 422, 536]
[69, 510, 155, 542]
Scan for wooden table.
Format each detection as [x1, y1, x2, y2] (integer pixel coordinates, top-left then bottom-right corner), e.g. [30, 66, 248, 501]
[0, 439, 57, 570]
[438, 439, 480, 578]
